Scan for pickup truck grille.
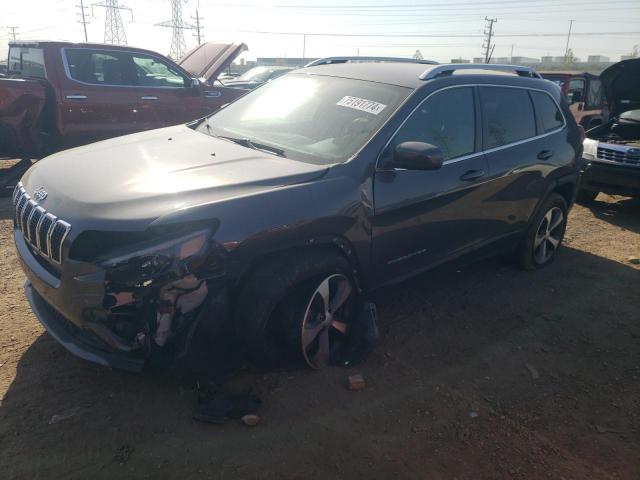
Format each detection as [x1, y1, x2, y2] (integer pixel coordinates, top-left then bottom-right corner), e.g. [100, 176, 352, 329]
[12, 183, 71, 264]
[597, 146, 640, 166]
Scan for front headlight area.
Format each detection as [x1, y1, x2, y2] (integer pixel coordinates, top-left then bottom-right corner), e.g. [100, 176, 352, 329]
[582, 138, 598, 161]
[76, 225, 229, 359]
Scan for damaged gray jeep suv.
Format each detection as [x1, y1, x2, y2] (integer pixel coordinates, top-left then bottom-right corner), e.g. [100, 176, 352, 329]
[13, 62, 583, 372]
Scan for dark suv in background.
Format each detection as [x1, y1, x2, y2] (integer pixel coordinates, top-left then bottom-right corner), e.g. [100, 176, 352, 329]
[13, 62, 583, 372]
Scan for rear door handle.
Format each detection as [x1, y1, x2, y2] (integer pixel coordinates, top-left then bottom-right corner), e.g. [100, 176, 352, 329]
[538, 150, 554, 160]
[65, 95, 87, 100]
[140, 96, 158, 100]
[460, 169, 485, 182]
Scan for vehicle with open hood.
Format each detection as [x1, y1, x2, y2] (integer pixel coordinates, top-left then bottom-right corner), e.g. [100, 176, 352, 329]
[540, 71, 605, 129]
[0, 41, 247, 192]
[12, 62, 583, 373]
[579, 58, 640, 202]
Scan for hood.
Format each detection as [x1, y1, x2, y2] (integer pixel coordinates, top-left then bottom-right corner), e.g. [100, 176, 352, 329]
[22, 125, 328, 230]
[600, 58, 640, 117]
[178, 42, 248, 84]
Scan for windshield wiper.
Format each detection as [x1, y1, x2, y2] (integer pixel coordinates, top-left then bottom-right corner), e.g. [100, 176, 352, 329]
[217, 135, 286, 158]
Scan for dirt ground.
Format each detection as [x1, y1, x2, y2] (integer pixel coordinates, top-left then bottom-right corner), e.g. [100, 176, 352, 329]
[0, 194, 638, 480]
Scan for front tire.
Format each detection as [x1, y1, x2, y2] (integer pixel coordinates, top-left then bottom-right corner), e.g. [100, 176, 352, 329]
[235, 249, 357, 368]
[518, 194, 568, 270]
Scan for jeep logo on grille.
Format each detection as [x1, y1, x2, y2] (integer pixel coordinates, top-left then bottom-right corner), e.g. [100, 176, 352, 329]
[33, 187, 48, 201]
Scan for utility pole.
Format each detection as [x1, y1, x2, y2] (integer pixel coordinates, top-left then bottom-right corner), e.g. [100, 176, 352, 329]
[7, 26, 18, 41]
[92, 0, 132, 45]
[302, 34, 306, 58]
[156, 0, 194, 60]
[191, 9, 204, 45]
[564, 19, 574, 62]
[510, 44, 514, 62]
[482, 17, 497, 64]
[77, 0, 89, 42]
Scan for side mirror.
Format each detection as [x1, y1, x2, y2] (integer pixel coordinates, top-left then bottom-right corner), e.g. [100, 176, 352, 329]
[190, 78, 200, 88]
[569, 90, 583, 104]
[390, 141, 444, 170]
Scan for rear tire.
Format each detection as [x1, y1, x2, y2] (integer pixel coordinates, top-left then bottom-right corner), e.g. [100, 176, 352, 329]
[576, 189, 598, 205]
[518, 193, 568, 270]
[234, 249, 357, 368]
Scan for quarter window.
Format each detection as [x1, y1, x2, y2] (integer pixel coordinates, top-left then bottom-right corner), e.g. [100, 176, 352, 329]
[386, 87, 476, 161]
[531, 91, 564, 133]
[480, 87, 536, 149]
[8, 47, 46, 78]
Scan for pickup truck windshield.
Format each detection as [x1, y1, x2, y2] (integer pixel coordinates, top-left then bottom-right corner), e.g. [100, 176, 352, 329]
[8, 46, 46, 78]
[198, 73, 410, 165]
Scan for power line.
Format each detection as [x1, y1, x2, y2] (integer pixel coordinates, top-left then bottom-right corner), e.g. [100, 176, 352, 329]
[156, 0, 194, 60]
[76, 0, 90, 42]
[92, 0, 132, 45]
[483, 17, 497, 63]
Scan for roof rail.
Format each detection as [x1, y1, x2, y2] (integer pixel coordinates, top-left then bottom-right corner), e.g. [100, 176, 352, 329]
[419, 64, 542, 80]
[305, 56, 438, 68]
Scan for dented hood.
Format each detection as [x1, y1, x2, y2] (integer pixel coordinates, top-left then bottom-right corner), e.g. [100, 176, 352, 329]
[21, 125, 328, 229]
[178, 42, 248, 83]
[600, 58, 640, 117]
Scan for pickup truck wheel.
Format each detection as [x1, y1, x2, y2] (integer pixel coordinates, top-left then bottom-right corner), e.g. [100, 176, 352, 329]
[576, 189, 598, 205]
[235, 250, 357, 368]
[518, 194, 568, 270]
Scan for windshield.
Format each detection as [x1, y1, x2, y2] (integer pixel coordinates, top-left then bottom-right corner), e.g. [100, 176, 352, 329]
[197, 73, 410, 165]
[236, 66, 279, 83]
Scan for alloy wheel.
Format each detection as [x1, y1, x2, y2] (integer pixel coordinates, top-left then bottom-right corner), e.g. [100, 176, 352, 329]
[533, 206, 564, 265]
[300, 274, 354, 369]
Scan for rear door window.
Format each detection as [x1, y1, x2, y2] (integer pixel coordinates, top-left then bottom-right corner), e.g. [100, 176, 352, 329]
[65, 49, 138, 86]
[480, 87, 536, 150]
[385, 86, 476, 161]
[8, 47, 46, 78]
[531, 91, 564, 134]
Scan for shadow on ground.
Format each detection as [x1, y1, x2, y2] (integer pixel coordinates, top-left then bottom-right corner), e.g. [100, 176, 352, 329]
[1, 243, 639, 479]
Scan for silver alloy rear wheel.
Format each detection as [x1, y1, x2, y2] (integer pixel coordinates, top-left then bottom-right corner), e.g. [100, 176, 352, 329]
[533, 206, 564, 265]
[300, 274, 354, 369]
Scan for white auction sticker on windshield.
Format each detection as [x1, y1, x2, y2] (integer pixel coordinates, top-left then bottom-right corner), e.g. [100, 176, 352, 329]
[336, 96, 387, 115]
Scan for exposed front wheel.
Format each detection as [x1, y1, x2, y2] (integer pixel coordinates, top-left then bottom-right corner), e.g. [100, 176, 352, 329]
[235, 250, 357, 368]
[518, 194, 568, 270]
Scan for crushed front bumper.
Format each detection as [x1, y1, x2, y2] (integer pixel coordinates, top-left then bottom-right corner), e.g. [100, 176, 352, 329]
[580, 160, 640, 196]
[25, 279, 145, 372]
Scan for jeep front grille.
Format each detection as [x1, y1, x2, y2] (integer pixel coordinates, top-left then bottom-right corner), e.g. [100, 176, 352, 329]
[597, 146, 640, 166]
[12, 182, 71, 264]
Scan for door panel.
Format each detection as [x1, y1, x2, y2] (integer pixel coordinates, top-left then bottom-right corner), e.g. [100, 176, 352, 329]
[372, 86, 494, 283]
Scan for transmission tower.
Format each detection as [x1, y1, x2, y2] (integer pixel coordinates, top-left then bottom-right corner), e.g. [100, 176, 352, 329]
[482, 17, 497, 64]
[92, 0, 132, 45]
[156, 0, 194, 60]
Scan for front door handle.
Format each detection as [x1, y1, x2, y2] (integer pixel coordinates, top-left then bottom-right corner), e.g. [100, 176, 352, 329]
[65, 95, 87, 100]
[538, 150, 554, 160]
[459, 169, 485, 182]
[140, 96, 158, 100]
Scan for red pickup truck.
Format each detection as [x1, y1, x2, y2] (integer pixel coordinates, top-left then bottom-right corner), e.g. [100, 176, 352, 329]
[0, 41, 247, 190]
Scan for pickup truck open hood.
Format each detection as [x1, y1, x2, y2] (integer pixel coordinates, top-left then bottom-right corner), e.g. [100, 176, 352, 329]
[21, 125, 328, 229]
[600, 58, 640, 117]
[178, 42, 248, 84]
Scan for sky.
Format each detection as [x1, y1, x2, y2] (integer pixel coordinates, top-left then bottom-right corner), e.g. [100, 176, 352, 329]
[2, 0, 640, 63]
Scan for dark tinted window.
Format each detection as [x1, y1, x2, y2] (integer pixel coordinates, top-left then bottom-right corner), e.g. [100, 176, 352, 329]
[387, 87, 475, 161]
[66, 49, 137, 85]
[531, 91, 564, 133]
[481, 87, 536, 149]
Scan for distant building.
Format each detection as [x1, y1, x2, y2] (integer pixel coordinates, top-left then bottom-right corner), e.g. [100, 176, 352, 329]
[256, 57, 314, 67]
[450, 58, 470, 63]
[541, 56, 554, 63]
[587, 55, 610, 63]
[511, 56, 540, 64]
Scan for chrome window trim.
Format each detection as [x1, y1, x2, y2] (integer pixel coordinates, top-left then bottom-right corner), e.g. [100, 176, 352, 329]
[376, 83, 567, 170]
[60, 47, 190, 90]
